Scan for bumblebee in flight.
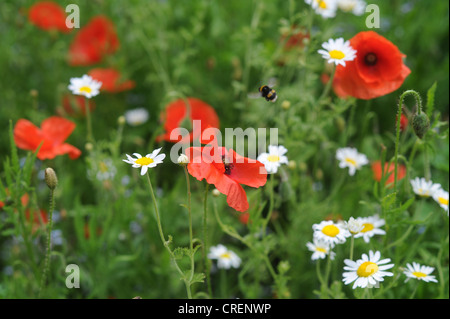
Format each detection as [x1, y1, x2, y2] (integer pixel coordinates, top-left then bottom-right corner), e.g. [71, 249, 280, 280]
[249, 78, 278, 102]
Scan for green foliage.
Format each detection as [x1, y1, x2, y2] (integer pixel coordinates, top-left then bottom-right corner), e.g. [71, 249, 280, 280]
[0, 0, 448, 299]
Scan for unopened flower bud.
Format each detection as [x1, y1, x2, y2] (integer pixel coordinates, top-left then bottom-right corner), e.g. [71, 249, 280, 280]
[85, 142, 94, 152]
[212, 189, 221, 197]
[412, 112, 430, 139]
[281, 100, 291, 110]
[177, 154, 189, 166]
[117, 115, 126, 125]
[335, 116, 346, 133]
[288, 160, 297, 170]
[44, 168, 58, 190]
[30, 89, 39, 98]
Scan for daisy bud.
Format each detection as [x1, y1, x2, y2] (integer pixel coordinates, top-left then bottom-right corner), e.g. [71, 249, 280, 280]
[177, 154, 189, 166]
[117, 115, 126, 125]
[288, 160, 297, 170]
[30, 89, 39, 97]
[412, 112, 430, 139]
[212, 188, 221, 197]
[346, 217, 363, 235]
[85, 142, 94, 152]
[281, 100, 291, 110]
[335, 116, 346, 133]
[44, 168, 58, 190]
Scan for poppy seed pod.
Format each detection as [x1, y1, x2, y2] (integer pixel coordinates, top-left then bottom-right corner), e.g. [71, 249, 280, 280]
[45, 168, 58, 190]
[412, 112, 430, 139]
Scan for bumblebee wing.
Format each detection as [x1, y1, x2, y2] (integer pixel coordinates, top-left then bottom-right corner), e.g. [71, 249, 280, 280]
[267, 77, 277, 88]
[248, 92, 263, 99]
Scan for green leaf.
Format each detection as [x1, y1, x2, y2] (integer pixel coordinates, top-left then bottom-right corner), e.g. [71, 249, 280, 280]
[387, 197, 415, 215]
[381, 192, 397, 212]
[426, 81, 437, 118]
[8, 120, 20, 175]
[190, 272, 205, 284]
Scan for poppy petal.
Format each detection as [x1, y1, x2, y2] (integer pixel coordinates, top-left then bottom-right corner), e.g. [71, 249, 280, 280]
[41, 116, 76, 145]
[226, 149, 267, 188]
[13, 119, 46, 150]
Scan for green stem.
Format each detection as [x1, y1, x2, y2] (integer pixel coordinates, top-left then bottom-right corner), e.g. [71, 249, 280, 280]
[203, 183, 212, 297]
[409, 281, 419, 299]
[183, 167, 195, 283]
[38, 189, 55, 298]
[220, 268, 227, 299]
[262, 173, 275, 231]
[319, 65, 336, 101]
[349, 236, 355, 261]
[394, 90, 423, 191]
[145, 172, 191, 298]
[85, 97, 94, 144]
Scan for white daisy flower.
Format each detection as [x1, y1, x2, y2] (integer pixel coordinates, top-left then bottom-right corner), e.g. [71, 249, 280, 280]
[306, 238, 336, 260]
[124, 107, 150, 126]
[68, 74, 102, 99]
[336, 147, 369, 176]
[343, 250, 394, 289]
[305, 0, 338, 18]
[257, 145, 289, 174]
[337, 0, 366, 16]
[345, 217, 364, 235]
[123, 148, 166, 175]
[403, 262, 438, 283]
[353, 215, 386, 243]
[432, 188, 449, 214]
[410, 177, 442, 198]
[208, 244, 241, 269]
[318, 38, 357, 67]
[312, 220, 351, 247]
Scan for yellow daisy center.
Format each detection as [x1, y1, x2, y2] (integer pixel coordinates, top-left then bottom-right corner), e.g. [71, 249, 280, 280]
[329, 50, 345, 60]
[357, 261, 379, 277]
[99, 162, 109, 173]
[220, 252, 231, 259]
[418, 188, 430, 197]
[345, 158, 356, 166]
[361, 223, 374, 233]
[412, 271, 427, 278]
[79, 86, 92, 93]
[316, 247, 327, 253]
[267, 155, 280, 162]
[317, 0, 327, 9]
[438, 197, 449, 206]
[135, 157, 154, 166]
[322, 225, 340, 237]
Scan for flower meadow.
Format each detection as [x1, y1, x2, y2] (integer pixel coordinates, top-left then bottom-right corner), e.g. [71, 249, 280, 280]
[0, 0, 448, 301]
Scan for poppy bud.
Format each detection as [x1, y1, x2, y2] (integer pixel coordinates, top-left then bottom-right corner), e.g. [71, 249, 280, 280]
[412, 112, 430, 139]
[44, 168, 58, 190]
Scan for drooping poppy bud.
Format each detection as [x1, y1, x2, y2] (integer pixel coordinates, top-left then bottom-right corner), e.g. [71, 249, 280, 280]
[412, 112, 430, 139]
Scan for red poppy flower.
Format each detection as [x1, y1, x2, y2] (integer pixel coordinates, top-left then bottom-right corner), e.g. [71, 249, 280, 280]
[88, 68, 135, 93]
[28, 1, 71, 33]
[186, 140, 267, 212]
[282, 28, 310, 50]
[333, 31, 411, 100]
[59, 94, 96, 117]
[157, 98, 220, 144]
[68, 16, 119, 66]
[397, 113, 409, 132]
[239, 212, 250, 225]
[371, 160, 406, 187]
[13, 116, 81, 160]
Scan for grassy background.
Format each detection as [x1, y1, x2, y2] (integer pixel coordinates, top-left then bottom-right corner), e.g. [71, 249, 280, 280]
[0, 0, 448, 299]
